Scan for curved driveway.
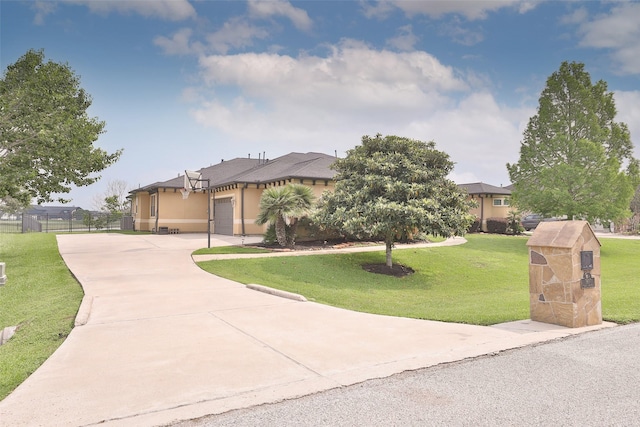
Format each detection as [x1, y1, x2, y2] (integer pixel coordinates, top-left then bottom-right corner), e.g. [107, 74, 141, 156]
[0, 233, 613, 426]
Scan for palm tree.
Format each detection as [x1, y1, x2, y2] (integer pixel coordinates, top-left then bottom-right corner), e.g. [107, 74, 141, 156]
[285, 184, 316, 247]
[255, 184, 316, 247]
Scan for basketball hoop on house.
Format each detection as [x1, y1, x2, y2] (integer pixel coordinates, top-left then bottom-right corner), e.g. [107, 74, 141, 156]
[183, 169, 211, 248]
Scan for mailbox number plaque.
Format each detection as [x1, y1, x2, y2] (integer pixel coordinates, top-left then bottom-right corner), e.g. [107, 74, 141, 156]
[580, 251, 593, 270]
[580, 251, 595, 289]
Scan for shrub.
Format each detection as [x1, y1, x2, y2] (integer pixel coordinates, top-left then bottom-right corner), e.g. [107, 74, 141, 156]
[263, 223, 292, 246]
[467, 217, 481, 233]
[506, 210, 524, 235]
[486, 217, 508, 234]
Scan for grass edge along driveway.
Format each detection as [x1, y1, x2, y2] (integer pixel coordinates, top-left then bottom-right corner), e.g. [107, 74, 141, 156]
[197, 234, 640, 326]
[0, 233, 83, 401]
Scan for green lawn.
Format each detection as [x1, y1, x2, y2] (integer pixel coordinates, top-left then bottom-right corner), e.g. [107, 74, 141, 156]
[600, 238, 640, 324]
[197, 235, 532, 325]
[0, 233, 84, 400]
[197, 234, 640, 325]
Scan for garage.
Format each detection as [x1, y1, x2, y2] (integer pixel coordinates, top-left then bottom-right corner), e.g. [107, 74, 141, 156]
[214, 198, 234, 235]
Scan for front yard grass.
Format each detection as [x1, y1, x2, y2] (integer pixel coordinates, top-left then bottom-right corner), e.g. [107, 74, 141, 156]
[198, 234, 531, 325]
[197, 234, 640, 326]
[600, 238, 640, 324]
[0, 233, 83, 400]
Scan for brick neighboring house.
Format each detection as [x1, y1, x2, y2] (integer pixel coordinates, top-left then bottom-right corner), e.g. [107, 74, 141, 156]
[458, 182, 512, 231]
[129, 152, 337, 236]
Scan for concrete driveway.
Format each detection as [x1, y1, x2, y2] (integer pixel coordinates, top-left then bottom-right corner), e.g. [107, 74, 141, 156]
[0, 233, 613, 426]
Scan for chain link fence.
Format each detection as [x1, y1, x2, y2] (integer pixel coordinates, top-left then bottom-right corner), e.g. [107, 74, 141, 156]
[0, 212, 130, 234]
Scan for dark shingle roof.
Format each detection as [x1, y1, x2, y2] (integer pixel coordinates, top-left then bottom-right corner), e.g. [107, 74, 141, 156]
[130, 152, 337, 193]
[458, 182, 512, 196]
[219, 152, 337, 186]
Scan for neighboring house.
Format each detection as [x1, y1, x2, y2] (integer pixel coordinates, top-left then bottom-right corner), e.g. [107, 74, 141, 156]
[458, 182, 512, 231]
[25, 205, 83, 220]
[129, 152, 337, 236]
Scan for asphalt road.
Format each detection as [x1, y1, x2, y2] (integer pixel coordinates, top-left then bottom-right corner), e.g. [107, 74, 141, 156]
[172, 323, 640, 427]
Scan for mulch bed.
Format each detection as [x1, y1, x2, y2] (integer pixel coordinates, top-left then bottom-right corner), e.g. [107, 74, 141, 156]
[253, 239, 421, 277]
[362, 263, 415, 277]
[254, 239, 383, 252]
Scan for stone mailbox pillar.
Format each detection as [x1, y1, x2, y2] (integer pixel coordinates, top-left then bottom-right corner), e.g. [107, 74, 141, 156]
[526, 221, 601, 328]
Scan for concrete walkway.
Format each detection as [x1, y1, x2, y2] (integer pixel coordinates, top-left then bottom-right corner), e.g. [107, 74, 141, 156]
[0, 233, 614, 427]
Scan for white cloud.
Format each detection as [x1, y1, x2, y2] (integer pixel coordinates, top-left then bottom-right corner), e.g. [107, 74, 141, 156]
[560, 6, 588, 26]
[71, 0, 196, 21]
[384, 0, 535, 21]
[154, 28, 205, 56]
[191, 42, 529, 186]
[386, 25, 418, 51]
[574, 3, 640, 75]
[206, 17, 270, 54]
[197, 40, 467, 109]
[360, 1, 395, 20]
[32, 1, 57, 25]
[438, 17, 484, 46]
[248, 0, 313, 31]
[405, 92, 532, 185]
[32, 0, 196, 23]
[614, 90, 640, 158]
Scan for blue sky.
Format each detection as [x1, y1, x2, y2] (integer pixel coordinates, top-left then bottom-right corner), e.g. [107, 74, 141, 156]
[2, 0, 640, 208]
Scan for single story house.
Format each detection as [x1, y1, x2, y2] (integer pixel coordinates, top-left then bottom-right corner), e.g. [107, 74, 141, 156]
[129, 152, 337, 236]
[458, 182, 512, 231]
[25, 205, 84, 220]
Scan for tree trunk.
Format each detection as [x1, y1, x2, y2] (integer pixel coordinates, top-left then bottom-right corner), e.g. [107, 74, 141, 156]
[287, 218, 298, 248]
[385, 240, 393, 268]
[275, 216, 287, 247]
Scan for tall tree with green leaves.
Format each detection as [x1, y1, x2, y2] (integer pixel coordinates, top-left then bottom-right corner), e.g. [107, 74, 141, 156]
[255, 184, 316, 247]
[314, 134, 475, 268]
[0, 49, 122, 209]
[507, 61, 639, 223]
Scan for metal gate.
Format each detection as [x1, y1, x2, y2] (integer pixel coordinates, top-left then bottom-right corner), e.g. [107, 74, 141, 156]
[214, 198, 233, 235]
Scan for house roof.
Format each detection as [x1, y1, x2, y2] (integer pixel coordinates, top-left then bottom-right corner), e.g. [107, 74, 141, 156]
[26, 205, 82, 216]
[218, 152, 337, 186]
[130, 152, 337, 194]
[458, 182, 512, 196]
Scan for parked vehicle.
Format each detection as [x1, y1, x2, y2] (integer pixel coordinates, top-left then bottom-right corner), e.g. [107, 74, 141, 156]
[521, 214, 563, 231]
[521, 214, 544, 231]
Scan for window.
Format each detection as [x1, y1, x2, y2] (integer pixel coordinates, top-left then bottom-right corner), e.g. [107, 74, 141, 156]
[150, 194, 156, 217]
[493, 198, 510, 207]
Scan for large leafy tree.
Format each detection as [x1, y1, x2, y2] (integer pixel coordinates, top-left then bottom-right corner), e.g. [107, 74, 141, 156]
[507, 61, 639, 223]
[632, 185, 640, 217]
[314, 134, 475, 268]
[255, 184, 316, 247]
[0, 49, 122, 208]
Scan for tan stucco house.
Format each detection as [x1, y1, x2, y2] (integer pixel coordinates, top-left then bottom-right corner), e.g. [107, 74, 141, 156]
[458, 182, 512, 231]
[129, 152, 337, 236]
